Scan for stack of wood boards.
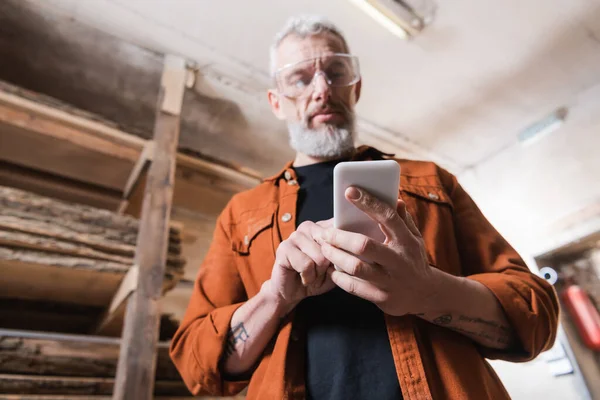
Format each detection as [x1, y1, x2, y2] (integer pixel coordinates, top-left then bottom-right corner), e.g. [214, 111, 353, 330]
[0, 329, 193, 398]
[0, 185, 185, 336]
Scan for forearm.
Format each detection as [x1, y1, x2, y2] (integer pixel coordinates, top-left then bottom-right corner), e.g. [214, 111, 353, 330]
[418, 268, 516, 350]
[221, 280, 295, 376]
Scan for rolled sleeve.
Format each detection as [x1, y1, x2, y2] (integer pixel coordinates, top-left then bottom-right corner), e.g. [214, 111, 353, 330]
[468, 271, 559, 361]
[169, 205, 249, 396]
[440, 167, 560, 361]
[171, 301, 248, 395]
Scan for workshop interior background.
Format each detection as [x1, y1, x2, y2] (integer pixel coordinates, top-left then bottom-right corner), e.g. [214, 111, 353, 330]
[0, 0, 599, 399]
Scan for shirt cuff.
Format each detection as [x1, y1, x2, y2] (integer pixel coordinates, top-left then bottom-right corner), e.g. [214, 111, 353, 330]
[467, 271, 558, 362]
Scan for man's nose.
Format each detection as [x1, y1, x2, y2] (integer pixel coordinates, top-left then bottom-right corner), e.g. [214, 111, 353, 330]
[311, 72, 331, 101]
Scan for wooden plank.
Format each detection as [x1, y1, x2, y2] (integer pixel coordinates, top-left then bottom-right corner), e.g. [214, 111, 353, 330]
[0, 81, 261, 227]
[1, 185, 182, 242]
[0, 82, 260, 193]
[122, 141, 154, 201]
[0, 161, 121, 211]
[113, 55, 185, 400]
[0, 329, 180, 380]
[92, 266, 138, 335]
[0, 374, 190, 396]
[94, 274, 182, 338]
[0, 231, 135, 265]
[160, 57, 187, 116]
[0, 106, 137, 191]
[1, 217, 182, 265]
[107, 265, 139, 317]
[0, 396, 198, 400]
[0, 298, 103, 335]
[0, 83, 146, 150]
[0, 397, 197, 400]
[0, 256, 125, 307]
[0, 247, 130, 274]
[0, 229, 184, 269]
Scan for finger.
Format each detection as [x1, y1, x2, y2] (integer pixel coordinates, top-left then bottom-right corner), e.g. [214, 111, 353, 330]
[291, 231, 331, 276]
[404, 209, 422, 238]
[321, 228, 396, 266]
[396, 198, 407, 220]
[316, 218, 334, 229]
[395, 199, 421, 238]
[297, 220, 328, 245]
[321, 242, 379, 279]
[284, 244, 317, 286]
[345, 187, 411, 241]
[328, 268, 386, 304]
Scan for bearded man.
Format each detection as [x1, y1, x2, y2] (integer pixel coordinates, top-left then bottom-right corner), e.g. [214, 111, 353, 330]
[171, 15, 559, 400]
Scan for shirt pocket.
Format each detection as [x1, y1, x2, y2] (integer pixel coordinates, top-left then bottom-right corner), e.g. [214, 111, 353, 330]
[230, 208, 277, 294]
[400, 184, 455, 271]
[231, 211, 275, 255]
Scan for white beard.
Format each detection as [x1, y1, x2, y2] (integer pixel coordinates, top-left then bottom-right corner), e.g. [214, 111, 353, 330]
[287, 117, 356, 159]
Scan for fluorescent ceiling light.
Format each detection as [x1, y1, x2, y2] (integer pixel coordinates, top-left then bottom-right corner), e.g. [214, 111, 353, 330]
[518, 107, 568, 146]
[349, 0, 437, 39]
[349, 0, 409, 39]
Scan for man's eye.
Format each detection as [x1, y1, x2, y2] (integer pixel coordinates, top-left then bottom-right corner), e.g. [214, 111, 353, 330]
[294, 79, 308, 89]
[288, 75, 310, 88]
[327, 66, 349, 79]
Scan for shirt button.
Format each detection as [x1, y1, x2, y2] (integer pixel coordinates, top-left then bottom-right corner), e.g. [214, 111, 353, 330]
[284, 170, 292, 181]
[428, 192, 439, 200]
[281, 213, 292, 222]
[287, 179, 298, 186]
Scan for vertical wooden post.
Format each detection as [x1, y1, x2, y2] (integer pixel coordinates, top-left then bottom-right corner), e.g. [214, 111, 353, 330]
[112, 55, 187, 400]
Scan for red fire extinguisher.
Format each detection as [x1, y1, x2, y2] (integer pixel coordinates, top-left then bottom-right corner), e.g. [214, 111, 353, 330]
[561, 284, 600, 351]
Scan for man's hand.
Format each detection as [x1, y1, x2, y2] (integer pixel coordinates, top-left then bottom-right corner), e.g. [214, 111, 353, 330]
[263, 220, 335, 316]
[320, 186, 434, 316]
[319, 186, 517, 350]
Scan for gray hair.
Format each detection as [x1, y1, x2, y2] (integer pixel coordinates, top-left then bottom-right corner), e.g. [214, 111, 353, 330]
[269, 15, 350, 77]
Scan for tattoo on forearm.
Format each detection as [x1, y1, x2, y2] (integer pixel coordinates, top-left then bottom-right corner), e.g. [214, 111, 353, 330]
[431, 314, 512, 346]
[224, 322, 250, 359]
[452, 325, 510, 345]
[433, 314, 452, 324]
[458, 315, 511, 333]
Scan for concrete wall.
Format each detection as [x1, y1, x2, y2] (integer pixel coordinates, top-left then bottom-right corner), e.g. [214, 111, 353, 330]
[458, 84, 600, 257]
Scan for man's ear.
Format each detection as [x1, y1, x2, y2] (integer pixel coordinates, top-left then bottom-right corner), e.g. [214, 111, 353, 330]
[267, 89, 286, 120]
[354, 79, 362, 103]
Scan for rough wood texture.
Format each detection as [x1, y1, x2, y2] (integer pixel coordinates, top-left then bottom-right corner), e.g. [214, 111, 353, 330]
[0, 248, 130, 274]
[0, 161, 122, 211]
[0, 184, 186, 338]
[1, 259, 125, 308]
[1, 185, 181, 242]
[0, 185, 185, 273]
[0, 78, 260, 223]
[0, 396, 199, 400]
[0, 231, 134, 265]
[0, 229, 183, 268]
[0, 374, 190, 396]
[0, 333, 180, 380]
[113, 56, 184, 400]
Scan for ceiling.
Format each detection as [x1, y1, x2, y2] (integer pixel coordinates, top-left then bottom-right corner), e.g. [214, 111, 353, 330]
[32, 0, 600, 174]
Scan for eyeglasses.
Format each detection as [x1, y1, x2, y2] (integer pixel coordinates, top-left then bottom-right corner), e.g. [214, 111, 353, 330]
[274, 53, 360, 99]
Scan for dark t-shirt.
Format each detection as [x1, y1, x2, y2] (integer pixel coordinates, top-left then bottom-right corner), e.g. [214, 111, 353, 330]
[294, 160, 402, 400]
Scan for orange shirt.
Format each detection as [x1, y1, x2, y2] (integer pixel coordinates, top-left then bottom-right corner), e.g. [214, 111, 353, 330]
[170, 146, 559, 399]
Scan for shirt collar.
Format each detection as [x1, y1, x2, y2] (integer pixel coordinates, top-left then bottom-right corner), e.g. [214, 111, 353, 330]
[262, 145, 395, 182]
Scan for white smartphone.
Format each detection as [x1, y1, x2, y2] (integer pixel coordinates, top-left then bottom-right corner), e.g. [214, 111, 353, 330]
[333, 160, 400, 243]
